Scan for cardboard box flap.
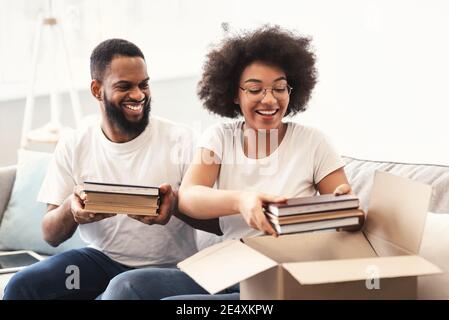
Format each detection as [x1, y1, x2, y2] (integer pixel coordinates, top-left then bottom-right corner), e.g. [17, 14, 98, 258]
[243, 231, 376, 263]
[364, 171, 432, 255]
[283, 255, 441, 285]
[364, 231, 414, 257]
[177, 240, 277, 294]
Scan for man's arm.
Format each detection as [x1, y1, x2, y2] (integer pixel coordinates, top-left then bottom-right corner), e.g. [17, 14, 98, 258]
[42, 186, 116, 247]
[174, 213, 223, 236]
[172, 192, 222, 236]
[42, 196, 78, 247]
[316, 167, 353, 195]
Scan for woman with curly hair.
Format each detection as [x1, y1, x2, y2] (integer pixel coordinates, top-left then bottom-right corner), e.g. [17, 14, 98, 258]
[101, 25, 352, 300]
[179, 25, 352, 239]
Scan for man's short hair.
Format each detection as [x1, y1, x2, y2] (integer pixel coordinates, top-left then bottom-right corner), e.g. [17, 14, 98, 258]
[90, 39, 145, 81]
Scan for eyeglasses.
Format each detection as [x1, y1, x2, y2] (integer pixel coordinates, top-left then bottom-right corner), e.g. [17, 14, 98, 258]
[239, 85, 293, 102]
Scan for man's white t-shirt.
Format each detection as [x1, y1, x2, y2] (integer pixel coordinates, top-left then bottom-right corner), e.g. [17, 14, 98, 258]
[198, 120, 345, 240]
[38, 116, 198, 267]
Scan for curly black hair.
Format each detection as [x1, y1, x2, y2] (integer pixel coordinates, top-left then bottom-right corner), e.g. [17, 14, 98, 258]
[198, 26, 317, 118]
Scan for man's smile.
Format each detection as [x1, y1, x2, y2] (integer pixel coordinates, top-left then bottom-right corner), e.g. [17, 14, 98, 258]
[123, 102, 144, 112]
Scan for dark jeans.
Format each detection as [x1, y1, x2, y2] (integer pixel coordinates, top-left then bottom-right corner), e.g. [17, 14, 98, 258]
[101, 267, 239, 300]
[3, 247, 132, 300]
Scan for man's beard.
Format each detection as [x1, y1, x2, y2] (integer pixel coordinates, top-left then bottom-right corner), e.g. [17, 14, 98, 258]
[104, 96, 151, 137]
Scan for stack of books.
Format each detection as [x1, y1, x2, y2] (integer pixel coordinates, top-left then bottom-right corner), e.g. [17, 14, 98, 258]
[265, 194, 364, 235]
[81, 182, 160, 216]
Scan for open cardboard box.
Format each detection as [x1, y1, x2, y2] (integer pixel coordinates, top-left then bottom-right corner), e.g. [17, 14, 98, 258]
[178, 171, 442, 299]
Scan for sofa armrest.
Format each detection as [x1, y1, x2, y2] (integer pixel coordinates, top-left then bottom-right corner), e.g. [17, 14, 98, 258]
[0, 166, 16, 222]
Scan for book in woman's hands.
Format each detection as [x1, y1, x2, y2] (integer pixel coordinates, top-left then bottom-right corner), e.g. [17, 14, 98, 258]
[81, 181, 160, 216]
[266, 194, 359, 217]
[266, 209, 365, 235]
[270, 215, 363, 235]
[265, 194, 363, 235]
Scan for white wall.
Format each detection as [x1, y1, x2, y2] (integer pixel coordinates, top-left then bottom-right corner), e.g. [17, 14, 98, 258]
[0, 76, 221, 166]
[291, 0, 449, 165]
[1, 0, 448, 165]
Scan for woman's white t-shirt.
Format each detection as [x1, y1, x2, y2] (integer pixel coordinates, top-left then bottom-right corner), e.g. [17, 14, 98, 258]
[198, 120, 345, 240]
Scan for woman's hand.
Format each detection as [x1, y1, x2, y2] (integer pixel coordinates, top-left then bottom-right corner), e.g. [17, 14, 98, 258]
[237, 192, 287, 237]
[333, 183, 353, 196]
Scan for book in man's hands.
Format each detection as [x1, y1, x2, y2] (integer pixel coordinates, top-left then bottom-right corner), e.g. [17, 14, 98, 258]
[82, 181, 159, 196]
[266, 194, 359, 217]
[82, 181, 160, 216]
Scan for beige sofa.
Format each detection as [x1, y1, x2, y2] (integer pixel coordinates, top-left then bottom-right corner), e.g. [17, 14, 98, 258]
[1, 156, 449, 299]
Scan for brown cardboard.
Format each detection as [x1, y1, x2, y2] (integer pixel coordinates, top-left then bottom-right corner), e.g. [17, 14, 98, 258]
[364, 171, 432, 255]
[178, 171, 442, 299]
[282, 255, 440, 284]
[243, 231, 376, 262]
[177, 239, 277, 294]
[241, 270, 418, 300]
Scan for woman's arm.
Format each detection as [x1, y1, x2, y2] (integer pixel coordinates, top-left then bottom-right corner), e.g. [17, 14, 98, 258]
[179, 148, 285, 236]
[178, 148, 242, 219]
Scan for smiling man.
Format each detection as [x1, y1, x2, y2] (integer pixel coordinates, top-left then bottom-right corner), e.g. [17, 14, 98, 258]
[3, 39, 215, 300]
[93, 51, 151, 143]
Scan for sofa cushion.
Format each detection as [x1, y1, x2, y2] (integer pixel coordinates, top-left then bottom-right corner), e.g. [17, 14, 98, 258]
[343, 156, 449, 213]
[0, 166, 16, 223]
[0, 149, 85, 255]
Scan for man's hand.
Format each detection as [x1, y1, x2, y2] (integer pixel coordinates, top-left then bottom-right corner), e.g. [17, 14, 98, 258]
[333, 183, 353, 196]
[71, 185, 116, 224]
[128, 183, 173, 225]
